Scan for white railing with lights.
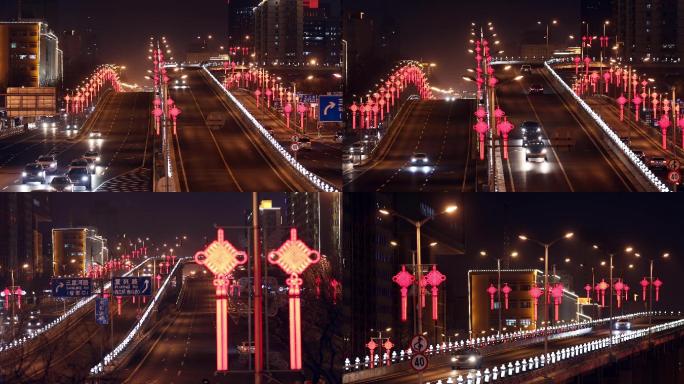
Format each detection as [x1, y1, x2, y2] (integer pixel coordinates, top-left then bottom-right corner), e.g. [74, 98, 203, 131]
[201, 65, 339, 192]
[423, 311, 684, 384]
[0, 257, 154, 355]
[89, 257, 187, 375]
[544, 59, 670, 192]
[344, 311, 663, 373]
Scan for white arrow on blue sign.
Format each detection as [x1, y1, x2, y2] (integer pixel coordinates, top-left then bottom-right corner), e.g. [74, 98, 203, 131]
[111, 276, 152, 296]
[319, 95, 343, 122]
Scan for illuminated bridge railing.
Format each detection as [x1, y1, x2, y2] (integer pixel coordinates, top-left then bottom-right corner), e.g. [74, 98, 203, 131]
[89, 257, 188, 376]
[425, 312, 684, 384]
[200, 64, 339, 192]
[0, 257, 154, 355]
[344, 311, 661, 373]
[544, 59, 669, 192]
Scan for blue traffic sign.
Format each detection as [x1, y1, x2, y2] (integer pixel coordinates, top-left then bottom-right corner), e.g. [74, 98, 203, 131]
[51, 278, 92, 297]
[95, 298, 109, 325]
[319, 95, 343, 122]
[111, 276, 152, 296]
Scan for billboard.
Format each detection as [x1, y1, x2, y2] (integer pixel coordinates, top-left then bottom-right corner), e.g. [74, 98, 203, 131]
[6, 87, 56, 118]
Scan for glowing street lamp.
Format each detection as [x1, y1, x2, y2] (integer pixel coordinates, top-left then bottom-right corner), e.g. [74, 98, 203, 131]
[267, 228, 321, 371]
[194, 228, 248, 372]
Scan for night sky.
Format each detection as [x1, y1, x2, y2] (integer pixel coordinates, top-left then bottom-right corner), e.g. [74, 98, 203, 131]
[50, 192, 286, 253]
[345, 0, 580, 88]
[55, 0, 231, 83]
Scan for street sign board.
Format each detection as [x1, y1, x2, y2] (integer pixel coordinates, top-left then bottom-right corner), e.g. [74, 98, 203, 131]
[668, 171, 681, 184]
[577, 297, 592, 305]
[51, 278, 92, 297]
[667, 159, 681, 171]
[95, 297, 109, 325]
[410, 353, 429, 372]
[410, 335, 429, 353]
[111, 276, 152, 296]
[319, 95, 343, 122]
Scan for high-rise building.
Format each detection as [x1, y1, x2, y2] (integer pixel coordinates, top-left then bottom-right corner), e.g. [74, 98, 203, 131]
[254, 0, 303, 66]
[0, 194, 51, 287]
[52, 228, 107, 277]
[614, 0, 684, 61]
[228, 0, 256, 48]
[0, 21, 63, 93]
[303, 0, 341, 66]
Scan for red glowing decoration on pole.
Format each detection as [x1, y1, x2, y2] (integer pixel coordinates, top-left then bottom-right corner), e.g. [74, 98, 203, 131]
[424, 265, 446, 320]
[268, 228, 321, 371]
[598, 279, 609, 307]
[614, 280, 624, 308]
[383, 339, 394, 366]
[350, 103, 358, 129]
[584, 283, 592, 299]
[501, 283, 512, 310]
[573, 57, 581, 75]
[498, 117, 514, 159]
[529, 285, 543, 323]
[653, 278, 662, 302]
[640, 277, 649, 301]
[284, 103, 293, 129]
[486, 284, 497, 311]
[194, 228, 248, 372]
[551, 284, 563, 322]
[419, 278, 427, 309]
[617, 95, 627, 121]
[1, 288, 10, 309]
[169, 106, 181, 136]
[623, 284, 630, 301]
[632, 96, 642, 121]
[658, 115, 670, 149]
[366, 339, 377, 368]
[392, 265, 415, 322]
[474, 121, 489, 160]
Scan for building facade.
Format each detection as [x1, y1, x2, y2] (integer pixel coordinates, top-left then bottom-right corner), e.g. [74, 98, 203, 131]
[0, 21, 62, 93]
[614, 0, 684, 61]
[228, 0, 256, 48]
[254, 0, 304, 66]
[303, 0, 341, 67]
[52, 228, 107, 277]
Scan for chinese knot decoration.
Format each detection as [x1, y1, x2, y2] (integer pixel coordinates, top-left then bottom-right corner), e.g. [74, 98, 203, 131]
[614, 280, 624, 308]
[598, 279, 609, 307]
[529, 285, 543, 323]
[392, 266, 415, 322]
[366, 339, 378, 368]
[640, 277, 649, 301]
[653, 278, 662, 302]
[487, 284, 498, 310]
[194, 228, 248, 372]
[501, 283, 512, 310]
[551, 284, 563, 322]
[423, 265, 446, 320]
[268, 228, 321, 370]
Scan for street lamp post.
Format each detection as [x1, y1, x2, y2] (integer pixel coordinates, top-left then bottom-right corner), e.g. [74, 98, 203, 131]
[518, 232, 573, 358]
[380, 205, 457, 384]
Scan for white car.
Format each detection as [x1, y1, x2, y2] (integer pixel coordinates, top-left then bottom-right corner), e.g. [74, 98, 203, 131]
[36, 155, 58, 171]
[89, 130, 102, 138]
[409, 153, 433, 173]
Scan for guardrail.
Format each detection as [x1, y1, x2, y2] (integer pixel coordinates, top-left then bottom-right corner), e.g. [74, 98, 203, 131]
[89, 257, 187, 375]
[344, 311, 663, 373]
[544, 59, 670, 192]
[0, 257, 154, 355]
[425, 312, 684, 384]
[201, 65, 339, 192]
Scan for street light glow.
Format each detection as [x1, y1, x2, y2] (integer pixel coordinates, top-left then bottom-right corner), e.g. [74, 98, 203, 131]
[564, 232, 574, 239]
[444, 205, 458, 213]
[378, 209, 390, 216]
[518, 235, 528, 240]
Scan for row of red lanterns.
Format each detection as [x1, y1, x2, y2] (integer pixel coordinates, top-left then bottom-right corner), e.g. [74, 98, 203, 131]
[151, 47, 182, 136]
[392, 265, 446, 322]
[64, 66, 121, 115]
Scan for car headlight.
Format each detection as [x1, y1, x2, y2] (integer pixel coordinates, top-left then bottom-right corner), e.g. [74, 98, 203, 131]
[451, 357, 457, 362]
[50, 162, 57, 168]
[96, 157, 101, 162]
[40, 171, 45, 176]
[526, 149, 531, 154]
[90, 164, 95, 170]
[42, 123, 48, 128]
[81, 176, 89, 182]
[22, 172, 27, 177]
[542, 149, 547, 154]
[411, 158, 417, 163]
[468, 356, 477, 363]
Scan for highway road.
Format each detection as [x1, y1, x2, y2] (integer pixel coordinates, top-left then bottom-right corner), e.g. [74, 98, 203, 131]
[356, 317, 662, 384]
[169, 68, 315, 192]
[495, 65, 645, 192]
[0, 91, 153, 192]
[345, 99, 482, 192]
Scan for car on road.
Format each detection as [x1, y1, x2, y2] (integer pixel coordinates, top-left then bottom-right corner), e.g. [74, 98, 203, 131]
[237, 341, 255, 354]
[648, 156, 667, 169]
[65, 124, 78, 134]
[451, 347, 483, 370]
[334, 130, 345, 143]
[26, 310, 41, 333]
[69, 158, 90, 170]
[83, 151, 101, 164]
[22, 163, 47, 184]
[67, 167, 92, 191]
[296, 137, 312, 150]
[529, 84, 544, 94]
[520, 64, 532, 73]
[89, 130, 102, 138]
[49, 176, 74, 192]
[36, 154, 58, 172]
[614, 319, 631, 331]
[526, 140, 548, 162]
[409, 153, 433, 173]
[349, 142, 366, 154]
[521, 121, 543, 146]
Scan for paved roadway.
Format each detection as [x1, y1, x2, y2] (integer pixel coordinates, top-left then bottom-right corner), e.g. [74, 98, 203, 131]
[0, 91, 153, 192]
[357, 317, 663, 384]
[345, 99, 482, 192]
[0, 266, 151, 383]
[169, 68, 315, 191]
[495, 65, 644, 192]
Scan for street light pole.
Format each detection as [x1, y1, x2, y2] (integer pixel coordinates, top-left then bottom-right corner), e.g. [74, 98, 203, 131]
[543, 244, 549, 355]
[497, 258, 502, 335]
